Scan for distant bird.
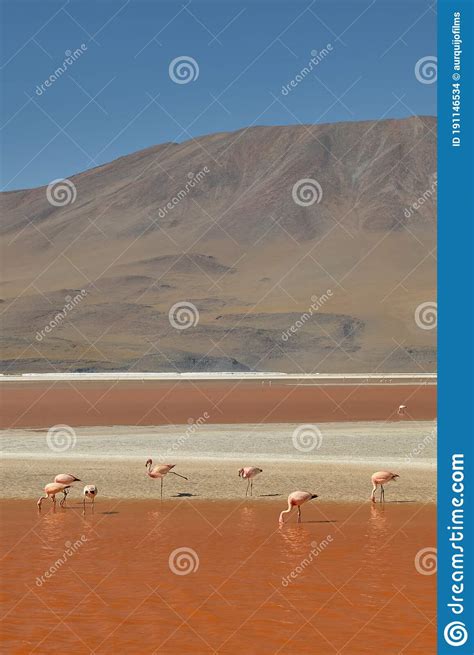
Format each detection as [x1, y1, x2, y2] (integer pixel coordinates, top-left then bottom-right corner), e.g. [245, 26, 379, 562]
[37, 482, 71, 509]
[238, 467, 263, 497]
[83, 485, 98, 510]
[54, 473, 81, 505]
[371, 471, 400, 503]
[145, 460, 188, 499]
[279, 491, 318, 524]
[397, 404, 407, 416]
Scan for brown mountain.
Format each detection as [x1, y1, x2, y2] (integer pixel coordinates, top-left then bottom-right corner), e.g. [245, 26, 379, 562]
[0, 116, 436, 373]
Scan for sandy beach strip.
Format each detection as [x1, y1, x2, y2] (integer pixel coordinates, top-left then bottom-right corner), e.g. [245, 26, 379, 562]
[1, 422, 436, 502]
[0, 380, 436, 428]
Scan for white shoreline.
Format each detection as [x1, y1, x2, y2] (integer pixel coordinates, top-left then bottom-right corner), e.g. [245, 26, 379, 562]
[0, 372, 437, 384]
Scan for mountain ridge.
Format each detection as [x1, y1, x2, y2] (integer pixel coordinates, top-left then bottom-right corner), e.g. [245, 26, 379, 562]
[0, 116, 437, 374]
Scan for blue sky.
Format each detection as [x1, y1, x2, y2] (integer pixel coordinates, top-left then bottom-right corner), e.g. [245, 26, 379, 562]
[1, 0, 436, 190]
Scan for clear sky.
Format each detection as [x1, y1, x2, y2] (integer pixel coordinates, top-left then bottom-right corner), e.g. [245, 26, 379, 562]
[1, 0, 436, 190]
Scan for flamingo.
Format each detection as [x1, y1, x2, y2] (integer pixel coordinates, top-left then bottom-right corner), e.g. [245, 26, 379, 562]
[54, 473, 81, 505]
[371, 471, 400, 503]
[83, 485, 98, 511]
[279, 491, 318, 524]
[145, 460, 188, 499]
[397, 404, 407, 416]
[37, 482, 71, 509]
[238, 467, 263, 496]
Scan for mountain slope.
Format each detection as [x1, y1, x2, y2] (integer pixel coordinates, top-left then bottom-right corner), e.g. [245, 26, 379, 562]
[0, 116, 436, 373]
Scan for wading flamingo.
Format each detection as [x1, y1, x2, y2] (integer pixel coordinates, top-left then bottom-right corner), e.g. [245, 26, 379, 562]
[371, 471, 400, 503]
[146, 460, 188, 499]
[238, 467, 263, 496]
[397, 405, 407, 416]
[54, 473, 81, 505]
[37, 483, 71, 509]
[279, 491, 318, 524]
[83, 485, 98, 511]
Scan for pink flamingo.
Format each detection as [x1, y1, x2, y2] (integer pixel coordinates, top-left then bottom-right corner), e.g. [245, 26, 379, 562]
[145, 460, 188, 499]
[54, 473, 81, 505]
[371, 471, 400, 503]
[37, 482, 71, 509]
[54, 473, 81, 484]
[397, 404, 407, 416]
[83, 485, 98, 511]
[238, 467, 263, 496]
[279, 491, 318, 524]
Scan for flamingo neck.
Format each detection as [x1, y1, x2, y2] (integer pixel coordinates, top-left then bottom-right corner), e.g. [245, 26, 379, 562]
[279, 506, 292, 523]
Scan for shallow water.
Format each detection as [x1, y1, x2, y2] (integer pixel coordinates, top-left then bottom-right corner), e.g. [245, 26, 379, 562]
[0, 499, 436, 654]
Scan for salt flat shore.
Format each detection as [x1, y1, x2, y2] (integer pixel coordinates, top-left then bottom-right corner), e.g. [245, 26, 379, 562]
[1, 422, 436, 502]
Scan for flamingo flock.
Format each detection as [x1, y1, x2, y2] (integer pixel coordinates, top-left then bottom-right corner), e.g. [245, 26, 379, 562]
[37, 462, 400, 523]
[37, 473, 98, 513]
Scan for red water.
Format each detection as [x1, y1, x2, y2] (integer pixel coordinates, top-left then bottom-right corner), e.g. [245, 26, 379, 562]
[0, 500, 436, 654]
[0, 382, 436, 428]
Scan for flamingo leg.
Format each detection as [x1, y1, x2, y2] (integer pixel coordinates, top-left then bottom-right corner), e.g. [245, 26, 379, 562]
[60, 489, 68, 508]
[245, 479, 250, 497]
[83, 497, 86, 512]
[381, 485, 385, 502]
[92, 497, 95, 513]
[250, 480, 253, 497]
[160, 478, 163, 500]
[297, 507, 301, 523]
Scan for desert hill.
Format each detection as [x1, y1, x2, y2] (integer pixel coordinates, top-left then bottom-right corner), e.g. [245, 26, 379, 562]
[0, 116, 436, 373]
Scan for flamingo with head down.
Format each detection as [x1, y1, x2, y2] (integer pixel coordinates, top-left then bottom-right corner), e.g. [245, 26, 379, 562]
[279, 491, 318, 524]
[83, 485, 98, 511]
[370, 471, 400, 503]
[37, 483, 71, 509]
[53, 473, 81, 505]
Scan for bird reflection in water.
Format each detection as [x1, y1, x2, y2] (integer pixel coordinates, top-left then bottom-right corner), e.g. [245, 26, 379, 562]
[361, 503, 391, 606]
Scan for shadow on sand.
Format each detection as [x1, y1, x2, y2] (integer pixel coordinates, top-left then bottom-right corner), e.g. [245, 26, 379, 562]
[172, 492, 198, 497]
